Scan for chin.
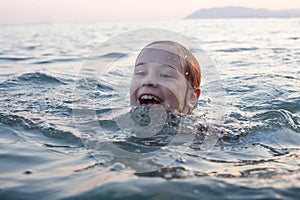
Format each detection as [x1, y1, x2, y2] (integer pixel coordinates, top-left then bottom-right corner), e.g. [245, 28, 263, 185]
[145, 103, 166, 109]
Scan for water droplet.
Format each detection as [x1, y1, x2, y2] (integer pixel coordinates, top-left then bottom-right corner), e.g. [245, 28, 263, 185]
[176, 157, 186, 163]
[164, 173, 172, 179]
[194, 189, 199, 194]
[110, 162, 126, 171]
[135, 149, 141, 153]
[23, 170, 33, 175]
[207, 98, 211, 104]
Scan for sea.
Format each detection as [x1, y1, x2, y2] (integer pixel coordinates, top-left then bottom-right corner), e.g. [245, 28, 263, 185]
[0, 18, 299, 199]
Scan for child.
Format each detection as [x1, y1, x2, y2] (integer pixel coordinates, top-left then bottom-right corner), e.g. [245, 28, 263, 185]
[130, 41, 201, 116]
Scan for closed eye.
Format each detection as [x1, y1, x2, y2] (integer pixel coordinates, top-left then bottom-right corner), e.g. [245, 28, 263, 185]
[160, 73, 174, 78]
[133, 64, 148, 76]
[134, 70, 146, 76]
[159, 65, 179, 79]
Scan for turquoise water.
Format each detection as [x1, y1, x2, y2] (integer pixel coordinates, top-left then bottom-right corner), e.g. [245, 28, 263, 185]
[0, 19, 299, 199]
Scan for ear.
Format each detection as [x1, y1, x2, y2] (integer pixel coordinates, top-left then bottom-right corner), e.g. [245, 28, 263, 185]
[195, 88, 200, 100]
[185, 88, 200, 113]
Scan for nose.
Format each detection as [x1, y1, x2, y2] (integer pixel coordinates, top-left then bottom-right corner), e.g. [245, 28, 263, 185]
[142, 73, 158, 87]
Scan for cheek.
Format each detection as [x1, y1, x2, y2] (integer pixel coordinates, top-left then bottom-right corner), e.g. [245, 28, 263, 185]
[173, 80, 188, 106]
[130, 78, 140, 92]
[169, 79, 187, 97]
[130, 79, 140, 101]
[162, 90, 179, 109]
[162, 82, 186, 107]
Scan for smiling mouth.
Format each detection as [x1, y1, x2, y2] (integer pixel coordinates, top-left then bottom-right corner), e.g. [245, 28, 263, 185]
[139, 94, 162, 105]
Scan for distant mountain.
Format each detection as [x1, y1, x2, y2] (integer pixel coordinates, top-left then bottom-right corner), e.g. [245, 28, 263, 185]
[186, 6, 300, 19]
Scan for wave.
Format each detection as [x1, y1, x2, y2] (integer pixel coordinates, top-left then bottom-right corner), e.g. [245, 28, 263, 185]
[216, 47, 259, 52]
[288, 37, 300, 40]
[1, 72, 65, 86]
[0, 112, 82, 147]
[252, 109, 300, 132]
[223, 108, 300, 144]
[0, 56, 35, 61]
[75, 78, 114, 92]
[32, 57, 83, 64]
[86, 52, 128, 60]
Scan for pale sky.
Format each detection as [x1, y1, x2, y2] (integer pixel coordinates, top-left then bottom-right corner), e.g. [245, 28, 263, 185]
[0, 0, 300, 24]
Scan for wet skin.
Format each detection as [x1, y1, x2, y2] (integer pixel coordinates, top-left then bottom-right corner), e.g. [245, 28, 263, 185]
[130, 44, 198, 115]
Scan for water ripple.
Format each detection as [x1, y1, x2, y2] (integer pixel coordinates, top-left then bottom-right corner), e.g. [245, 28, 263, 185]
[0, 112, 82, 147]
[2, 72, 65, 86]
[216, 47, 259, 52]
[0, 56, 35, 61]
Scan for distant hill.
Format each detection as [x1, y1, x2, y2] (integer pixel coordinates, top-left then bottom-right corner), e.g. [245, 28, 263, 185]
[186, 6, 300, 19]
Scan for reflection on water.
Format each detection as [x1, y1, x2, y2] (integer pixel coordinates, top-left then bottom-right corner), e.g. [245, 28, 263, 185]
[0, 19, 299, 199]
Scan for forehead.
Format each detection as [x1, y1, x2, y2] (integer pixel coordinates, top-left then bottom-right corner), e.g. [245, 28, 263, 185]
[136, 45, 182, 71]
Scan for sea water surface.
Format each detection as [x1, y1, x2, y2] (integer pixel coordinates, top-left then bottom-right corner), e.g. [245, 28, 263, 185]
[0, 19, 299, 199]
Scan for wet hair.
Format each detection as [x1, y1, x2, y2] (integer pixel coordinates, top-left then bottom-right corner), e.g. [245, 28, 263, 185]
[139, 41, 201, 89]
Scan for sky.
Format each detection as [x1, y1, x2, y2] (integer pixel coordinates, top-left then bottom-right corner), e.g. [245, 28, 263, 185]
[0, 0, 300, 24]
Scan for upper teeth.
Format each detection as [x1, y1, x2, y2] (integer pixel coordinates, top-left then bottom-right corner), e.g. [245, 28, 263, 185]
[141, 95, 160, 101]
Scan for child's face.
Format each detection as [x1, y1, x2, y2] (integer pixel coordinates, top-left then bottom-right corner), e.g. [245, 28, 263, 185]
[130, 44, 196, 114]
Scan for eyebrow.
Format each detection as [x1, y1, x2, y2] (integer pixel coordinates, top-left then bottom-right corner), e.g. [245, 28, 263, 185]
[135, 62, 177, 71]
[135, 62, 146, 67]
